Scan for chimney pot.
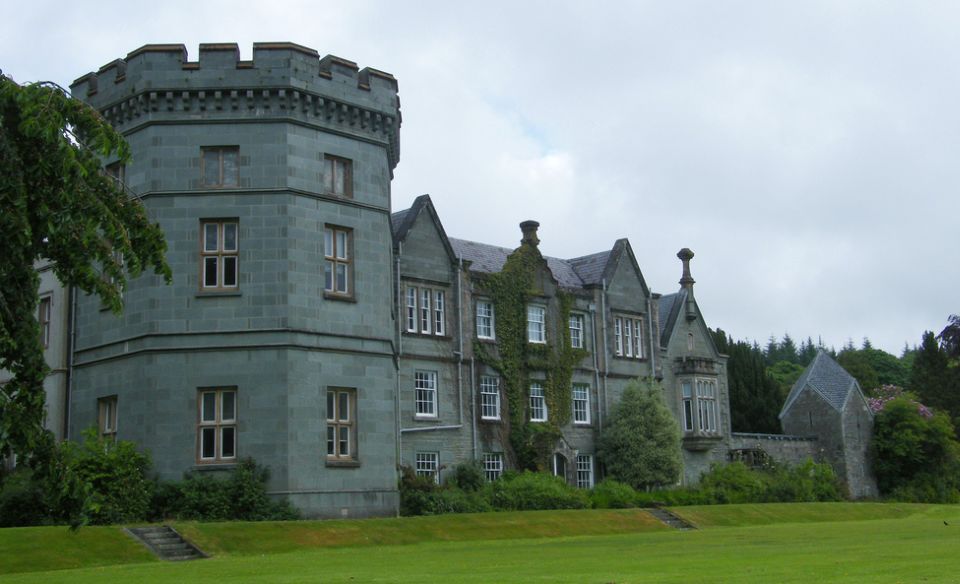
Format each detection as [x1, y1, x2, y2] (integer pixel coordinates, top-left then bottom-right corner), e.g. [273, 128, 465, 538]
[520, 220, 540, 247]
[677, 248, 695, 289]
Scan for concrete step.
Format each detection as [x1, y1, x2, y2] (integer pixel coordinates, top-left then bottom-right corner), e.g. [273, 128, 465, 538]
[647, 507, 697, 530]
[126, 526, 207, 561]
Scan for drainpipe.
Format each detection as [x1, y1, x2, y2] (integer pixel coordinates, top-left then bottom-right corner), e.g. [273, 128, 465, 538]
[64, 285, 77, 441]
[589, 303, 601, 433]
[600, 278, 609, 429]
[455, 258, 464, 428]
[470, 357, 478, 458]
[646, 296, 656, 376]
[395, 242, 403, 474]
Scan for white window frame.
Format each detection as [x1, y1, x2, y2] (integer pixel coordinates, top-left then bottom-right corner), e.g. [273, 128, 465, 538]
[416, 452, 439, 484]
[476, 300, 495, 340]
[434, 290, 445, 336]
[529, 382, 547, 422]
[569, 313, 584, 349]
[415, 370, 438, 418]
[681, 380, 694, 432]
[201, 220, 239, 290]
[696, 378, 719, 433]
[614, 316, 644, 359]
[38, 296, 52, 348]
[420, 288, 432, 334]
[98, 395, 118, 440]
[572, 383, 591, 425]
[324, 226, 352, 296]
[480, 375, 500, 421]
[405, 287, 418, 333]
[527, 305, 546, 344]
[483, 453, 504, 481]
[576, 454, 594, 488]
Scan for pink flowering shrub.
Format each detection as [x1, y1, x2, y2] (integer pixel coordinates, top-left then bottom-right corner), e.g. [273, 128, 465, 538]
[867, 385, 933, 419]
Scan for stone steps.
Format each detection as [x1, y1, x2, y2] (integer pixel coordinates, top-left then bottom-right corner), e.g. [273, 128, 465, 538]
[126, 525, 207, 561]
[646, 507, 697, 530]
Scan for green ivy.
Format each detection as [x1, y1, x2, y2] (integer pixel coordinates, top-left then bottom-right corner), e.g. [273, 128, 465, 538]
[474, 242, 588, 471]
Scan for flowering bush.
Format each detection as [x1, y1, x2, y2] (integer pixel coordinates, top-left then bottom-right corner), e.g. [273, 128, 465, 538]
[867, 385, 932, 418]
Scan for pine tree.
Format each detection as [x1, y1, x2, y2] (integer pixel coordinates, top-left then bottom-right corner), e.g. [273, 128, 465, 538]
[780, 333, 799, 364]
[910, 331, 954, 417]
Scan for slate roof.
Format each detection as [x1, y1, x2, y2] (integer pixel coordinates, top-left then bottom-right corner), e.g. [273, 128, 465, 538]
[779, 351, 861, 417]
[448, 237, 589, 290]
[390, 208, 410, 234]
[568, 251, 610, 286]
[658, 291, 683, 344]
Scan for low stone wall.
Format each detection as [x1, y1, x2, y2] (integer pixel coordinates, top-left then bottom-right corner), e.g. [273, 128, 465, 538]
[729, 432, 820, 466]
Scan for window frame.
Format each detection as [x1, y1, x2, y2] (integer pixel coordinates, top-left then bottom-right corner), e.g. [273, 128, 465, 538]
[38, 296, 52, 348]
[323, 154, 353, 198]
[201, 146, 239, 188]
[415, 452, 440, 484]
[529, 382, 547, 422]
[326, 388, 357, 463]
[200, 220, 239, 291]
[696, 378, 719, 433]
[476, 300, 495, 340]
[98, 395, 118, 440]
[197, 387, 237, 464]
[572, 383, 591, 425]
[324, 225, 353, 298]
[527, 304, 546, 344]
[569, 313, 585, 349]
[681, 380, 695, 432]
[405, 287, 418, 333]
[613, 315, 645, 359]
[480, 375, 501, 421]
[483, 453, 504, 481]
[414, 370, 438, 418]
[576, 454, 594, 488]
[404, 285, 448, 337]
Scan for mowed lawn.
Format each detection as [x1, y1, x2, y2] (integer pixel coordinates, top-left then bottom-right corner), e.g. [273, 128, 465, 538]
[2, 504, 959, 583]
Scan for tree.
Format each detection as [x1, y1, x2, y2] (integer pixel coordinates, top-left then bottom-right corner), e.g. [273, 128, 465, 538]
[940, 315, 960, 361]
[909, 331, 960, 427]
[0, 74, 171, 461]
[596, 378, 681, 490]
[712, 328, 782, 433]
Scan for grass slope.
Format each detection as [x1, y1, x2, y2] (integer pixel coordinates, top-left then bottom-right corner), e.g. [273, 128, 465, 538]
[0, 525, 155, 575]
[2, 503, 957, 583]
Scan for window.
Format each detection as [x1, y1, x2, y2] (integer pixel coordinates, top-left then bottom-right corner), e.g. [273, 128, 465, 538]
[405, 287, 417, 332]
[483, 453, 503, 481]
[614, 316, 644, 359]
[696, 379, 718, 433]
[576, 454, 594, 488]
[480, 376, 500, 420]
[681, 381, 694, 432]
[434, 290, 445, 336]
[527, 305, 546, 344]
[202, 146, 239, 187]
[324, 226, 352, 296]
[476, 300, 495, 339]
[569, 313, 584, 349]
[415, 452, 439, 484]
[198, 388, 237, 463]
[415, 371, 437, 418]
[201, 221, 239, 290]
[323, 154, 352, 198]
[420, 289, 431, 333]
[529, 382, 547, 422]
[38, 297, 51, 348]
[326, 389, 356, 461]
[572, 383, 590, 424]
[105, 162, 125, 186]
[98, 396, 118, 440]
[404, 286, 446, 336]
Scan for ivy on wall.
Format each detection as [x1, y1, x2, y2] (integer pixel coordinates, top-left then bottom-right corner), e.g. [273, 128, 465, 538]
[474, 242, 588, 471]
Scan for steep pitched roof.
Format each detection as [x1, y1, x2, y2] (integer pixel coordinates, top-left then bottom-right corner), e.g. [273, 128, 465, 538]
[658, 291, 684, 346]
[779, 351, 862, 417]
[568, 251, 610, 286]
[448, 238, 586, 289]
[391, 195, 457, 263]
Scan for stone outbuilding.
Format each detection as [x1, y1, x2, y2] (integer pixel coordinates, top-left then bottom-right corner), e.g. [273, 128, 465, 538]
[779, 351, 878, 498]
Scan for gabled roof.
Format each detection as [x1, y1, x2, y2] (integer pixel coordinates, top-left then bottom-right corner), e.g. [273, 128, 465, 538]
[391, 195, 457, 263]
[779, 351, 863, 418]
[448, 238, 586, 289]
[658, 291, 684, 346]
[568, 239, 649, 296]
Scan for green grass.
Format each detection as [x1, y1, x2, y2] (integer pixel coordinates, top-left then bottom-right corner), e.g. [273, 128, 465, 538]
[0, 525, 156, 575]
[2, 503, 959, 583]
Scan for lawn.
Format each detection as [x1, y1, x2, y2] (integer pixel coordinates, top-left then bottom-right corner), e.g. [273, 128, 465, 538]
[1, 504, 958, 583]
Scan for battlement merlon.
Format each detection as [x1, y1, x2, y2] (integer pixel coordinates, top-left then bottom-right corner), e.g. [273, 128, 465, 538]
[70, 42, 401, 170]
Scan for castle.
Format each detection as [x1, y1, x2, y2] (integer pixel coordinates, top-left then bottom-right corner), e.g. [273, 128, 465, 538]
[3, 43, 875, 517]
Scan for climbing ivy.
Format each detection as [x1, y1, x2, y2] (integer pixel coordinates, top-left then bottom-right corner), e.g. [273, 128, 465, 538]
[474, 242, 588, 471]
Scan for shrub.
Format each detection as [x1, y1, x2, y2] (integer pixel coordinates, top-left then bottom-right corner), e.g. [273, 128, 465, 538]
[485, 471, 589, 511]
[69, 429, 153, 525]
[0, 468, 47, 527]
[698, 461, 766, 504]
[597, 378, 682, 490]
[590, 480, 638, 509]
[448, 461, 485, 492]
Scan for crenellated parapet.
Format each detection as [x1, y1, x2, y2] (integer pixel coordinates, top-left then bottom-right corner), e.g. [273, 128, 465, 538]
[70, 43, 401, 170]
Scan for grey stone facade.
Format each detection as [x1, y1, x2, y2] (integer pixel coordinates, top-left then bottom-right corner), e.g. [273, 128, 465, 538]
[6, 41, 874, 516]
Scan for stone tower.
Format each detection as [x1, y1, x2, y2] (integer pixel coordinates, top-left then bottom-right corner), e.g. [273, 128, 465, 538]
[69, 43, 401, 517]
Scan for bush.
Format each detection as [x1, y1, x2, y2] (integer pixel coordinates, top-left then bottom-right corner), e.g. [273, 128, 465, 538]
[0, 468, 47, 527]
[485, 471, 589, 511]
[448, 461, 485, 492]
[152, 458, 298, 521]
[69, 429, 153, 525]
[697, 461, 766, 504]
[590, 480, 638, 509]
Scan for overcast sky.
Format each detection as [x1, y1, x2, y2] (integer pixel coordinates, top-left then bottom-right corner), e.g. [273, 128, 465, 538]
[3, 1, 957, 355]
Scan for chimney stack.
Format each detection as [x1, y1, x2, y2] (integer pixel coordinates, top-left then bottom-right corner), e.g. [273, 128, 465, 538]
[520, 220, 540, 247]
[677, 248, 696, 321]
